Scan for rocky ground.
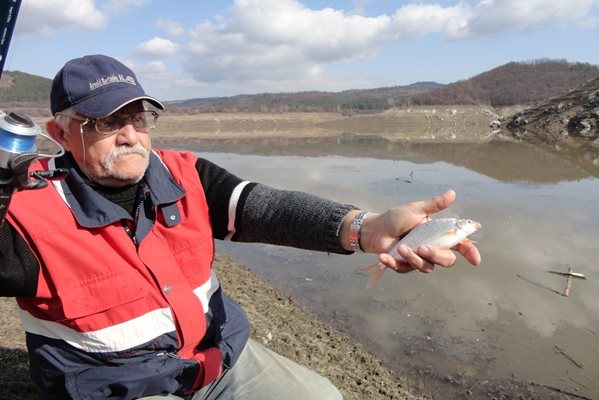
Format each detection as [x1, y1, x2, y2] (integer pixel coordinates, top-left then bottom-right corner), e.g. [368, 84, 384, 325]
[505, 77, 599, 144]
[504, 77, 599, 171]
[1, 256, 586, 400]
[0, 255, 420, 400]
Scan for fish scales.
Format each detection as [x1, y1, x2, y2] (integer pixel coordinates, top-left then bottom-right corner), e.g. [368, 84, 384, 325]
[363, 217, 481, 288]
[392, 218, 466, 260]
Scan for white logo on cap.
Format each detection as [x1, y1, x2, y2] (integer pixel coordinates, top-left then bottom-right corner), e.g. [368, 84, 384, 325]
[89, 74, 137, 90]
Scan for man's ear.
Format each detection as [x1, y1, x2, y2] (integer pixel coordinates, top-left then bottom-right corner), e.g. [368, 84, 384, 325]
[46, 119, 71, 151]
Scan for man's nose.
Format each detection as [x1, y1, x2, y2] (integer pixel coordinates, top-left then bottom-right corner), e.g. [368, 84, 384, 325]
[115, 121, 139, 144]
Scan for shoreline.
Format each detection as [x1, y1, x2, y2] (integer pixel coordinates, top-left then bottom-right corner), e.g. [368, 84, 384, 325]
[0, 254, 588, 400]
[0, 254, 421, 400]
[213, 255, 422, 400]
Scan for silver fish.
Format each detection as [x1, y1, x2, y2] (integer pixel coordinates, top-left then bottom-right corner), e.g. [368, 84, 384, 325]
[363, 218, 481, 288]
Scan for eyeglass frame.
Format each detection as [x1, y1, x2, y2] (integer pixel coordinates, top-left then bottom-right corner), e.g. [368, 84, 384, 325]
[56, 110, 160, 137]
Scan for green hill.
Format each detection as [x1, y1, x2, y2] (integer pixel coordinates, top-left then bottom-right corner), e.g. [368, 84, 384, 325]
[0, 71, 52, 102]
[405, 59, 599, 107]
[166, 60, 599, 113]
[1, 59, 598, 115]
[166, 82, 442, 114]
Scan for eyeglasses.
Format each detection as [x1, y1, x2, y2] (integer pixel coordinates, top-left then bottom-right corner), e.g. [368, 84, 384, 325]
[59, 110, 159, 137]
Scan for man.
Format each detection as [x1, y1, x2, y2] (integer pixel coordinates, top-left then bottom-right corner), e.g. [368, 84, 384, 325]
[0, 54, 481, 400]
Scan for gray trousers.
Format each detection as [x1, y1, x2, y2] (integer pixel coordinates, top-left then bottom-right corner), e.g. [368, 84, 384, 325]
[139, 339, 343, 400]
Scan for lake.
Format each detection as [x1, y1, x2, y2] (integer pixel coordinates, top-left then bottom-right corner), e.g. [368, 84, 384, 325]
[183, 136, 599, 399]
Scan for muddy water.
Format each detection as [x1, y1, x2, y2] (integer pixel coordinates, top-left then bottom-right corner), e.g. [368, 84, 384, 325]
[188, 137, 599, 398]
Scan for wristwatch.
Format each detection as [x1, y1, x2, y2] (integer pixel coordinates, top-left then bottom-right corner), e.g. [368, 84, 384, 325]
[349, 210, 369, 252]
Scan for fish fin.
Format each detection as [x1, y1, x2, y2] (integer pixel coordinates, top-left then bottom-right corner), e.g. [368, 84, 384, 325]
[360, 263, 382, 273]
[443, 230, 458, 238]
[362, 263, 386, 289]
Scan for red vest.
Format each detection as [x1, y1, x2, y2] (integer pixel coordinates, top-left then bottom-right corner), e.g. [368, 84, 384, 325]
[7, 150, 223, 393]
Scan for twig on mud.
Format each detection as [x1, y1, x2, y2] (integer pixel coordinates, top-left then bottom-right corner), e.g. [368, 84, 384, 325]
[554, 345, 583, 369]
[528, 381, 592, 400]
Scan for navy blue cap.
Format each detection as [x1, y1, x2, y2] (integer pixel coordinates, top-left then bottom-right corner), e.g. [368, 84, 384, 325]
[50, 54, 164, 117]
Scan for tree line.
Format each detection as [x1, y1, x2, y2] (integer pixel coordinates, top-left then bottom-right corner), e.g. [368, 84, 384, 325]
[1, 60, 598, 115]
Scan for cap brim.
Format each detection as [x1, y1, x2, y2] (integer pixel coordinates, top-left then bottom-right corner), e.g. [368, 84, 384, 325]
[71, 87, 165, 117]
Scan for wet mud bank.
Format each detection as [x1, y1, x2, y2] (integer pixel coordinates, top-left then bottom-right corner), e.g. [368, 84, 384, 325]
[2, 255, 585, 400]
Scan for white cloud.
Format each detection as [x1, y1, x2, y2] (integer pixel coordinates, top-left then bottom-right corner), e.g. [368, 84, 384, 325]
[16, 0, 153, 35]
[183, 0, 391, 86]
[16, 0, 106, 34]
[102, 0, 150, 16]
[138, 60, 168, 74]
[390, 3, 472, 40]
[124, 59, 168, 77]
[181, 0, 599, 90]
[123, 60, 174, 98]
[454, 0, 599, 38]
[136, 37, 180, 57]
[155, 18, 185, 36]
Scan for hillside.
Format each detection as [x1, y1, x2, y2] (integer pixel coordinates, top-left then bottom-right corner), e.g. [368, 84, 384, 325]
[0, 71, 51, 101]
[167, 60, 599, 113]
[0, 71, 52, 117]
[1, 60, 598, 117]
[167, 82, 442, 114]
[405, 59, 599, 107]
[504, 76, 599, 149]
[499, 74, 599, 177]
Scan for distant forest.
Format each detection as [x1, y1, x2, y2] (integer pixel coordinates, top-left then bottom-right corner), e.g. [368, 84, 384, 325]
[166, 60, 599, 113]
[405, 59, 599, 107]
[1, 59, 598, 115]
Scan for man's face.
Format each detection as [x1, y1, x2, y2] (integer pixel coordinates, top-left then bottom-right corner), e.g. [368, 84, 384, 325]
[64, 101, 152, 187]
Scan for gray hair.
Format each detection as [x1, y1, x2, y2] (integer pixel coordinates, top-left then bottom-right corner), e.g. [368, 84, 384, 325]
[54, 107, 77, 134]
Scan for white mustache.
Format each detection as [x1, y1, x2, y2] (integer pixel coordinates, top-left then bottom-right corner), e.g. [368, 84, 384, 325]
[102, 144, 149, 169]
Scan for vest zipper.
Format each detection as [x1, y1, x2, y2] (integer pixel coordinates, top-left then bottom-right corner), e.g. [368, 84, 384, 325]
[126, 187, 150, 247]
[122, 221, 138, 246]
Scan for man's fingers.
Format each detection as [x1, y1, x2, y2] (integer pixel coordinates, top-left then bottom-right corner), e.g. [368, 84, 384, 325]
[453, 241, 482, 266]
[410, 189, 456, 218]
[416, 245, 457, 268]
[396, 245, 435, 273]
[388, 242, 470, 274]
[378, 253, 417, 274]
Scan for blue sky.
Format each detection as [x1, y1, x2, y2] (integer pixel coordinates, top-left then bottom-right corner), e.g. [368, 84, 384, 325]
[6, 0, 599, 101]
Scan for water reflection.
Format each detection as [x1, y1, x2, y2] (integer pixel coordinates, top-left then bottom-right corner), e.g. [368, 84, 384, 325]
[187, 141, 599, 398]
[158, 135, 596, 182]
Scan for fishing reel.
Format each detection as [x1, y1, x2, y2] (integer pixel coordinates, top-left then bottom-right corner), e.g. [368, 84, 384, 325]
[0, 111, 68, 220]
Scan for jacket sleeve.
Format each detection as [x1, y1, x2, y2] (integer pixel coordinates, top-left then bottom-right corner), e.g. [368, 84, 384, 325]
[196, 158, 355, 255]
[0, 222, 39, 297]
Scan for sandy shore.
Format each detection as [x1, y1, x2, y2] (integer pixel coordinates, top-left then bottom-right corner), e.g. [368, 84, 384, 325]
[149, 106, 502, 143]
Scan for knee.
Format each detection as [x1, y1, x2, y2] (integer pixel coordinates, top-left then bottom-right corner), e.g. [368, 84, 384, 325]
[326, 384, 344, 400]
[314, 377, 343, 400]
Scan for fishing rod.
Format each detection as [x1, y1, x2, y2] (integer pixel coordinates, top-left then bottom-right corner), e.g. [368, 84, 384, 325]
[0, 0, 67, 221]
[0, 0, 21, 79]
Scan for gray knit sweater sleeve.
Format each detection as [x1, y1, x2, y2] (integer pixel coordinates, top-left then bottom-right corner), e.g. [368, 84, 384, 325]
[233, 183, 355, 255]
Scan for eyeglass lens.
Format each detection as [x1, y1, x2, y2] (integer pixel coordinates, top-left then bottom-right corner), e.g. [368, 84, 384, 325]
[95, 111, 157, 134]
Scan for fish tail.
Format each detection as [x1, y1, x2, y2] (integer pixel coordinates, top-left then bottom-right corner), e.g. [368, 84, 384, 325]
[361, 262, 386, 289]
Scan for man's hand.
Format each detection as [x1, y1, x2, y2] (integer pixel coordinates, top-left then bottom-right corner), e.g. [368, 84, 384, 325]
[355, 189, 481, 273]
